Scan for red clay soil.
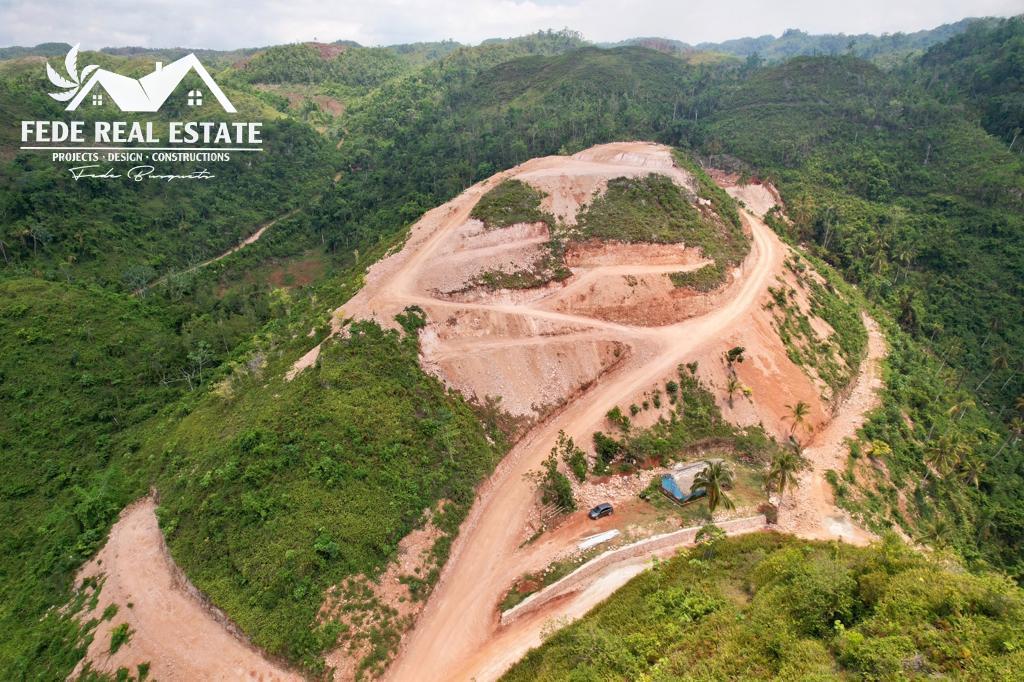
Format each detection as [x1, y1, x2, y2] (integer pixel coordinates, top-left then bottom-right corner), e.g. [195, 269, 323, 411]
[75, 143, 880, 681]
[70, 498, 300, 681]
[282, 143, 879, 680]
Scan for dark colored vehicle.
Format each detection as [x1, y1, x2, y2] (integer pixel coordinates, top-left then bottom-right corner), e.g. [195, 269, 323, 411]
[588, 502, 614, 520]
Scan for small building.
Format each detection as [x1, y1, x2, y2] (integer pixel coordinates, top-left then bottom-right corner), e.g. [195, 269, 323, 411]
[660, 459, 722, 504]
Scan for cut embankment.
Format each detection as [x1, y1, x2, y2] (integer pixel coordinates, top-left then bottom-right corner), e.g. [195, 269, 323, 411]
[70, 498, 299, 681]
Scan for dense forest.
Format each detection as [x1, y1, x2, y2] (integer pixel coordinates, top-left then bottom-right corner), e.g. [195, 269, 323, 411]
[0, 15, 1022, 678]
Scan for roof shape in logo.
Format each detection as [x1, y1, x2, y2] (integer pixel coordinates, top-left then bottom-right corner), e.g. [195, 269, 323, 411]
[66, 53, 236, 113]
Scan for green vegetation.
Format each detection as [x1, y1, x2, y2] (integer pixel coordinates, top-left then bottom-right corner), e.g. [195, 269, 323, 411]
[692, 460, 735, 514]
[466, 181, 570, 290]
[536, 450, 576, 513]
[108, 623, 132, 655]
[593, 367, 778, 525]
[765, 253, 869, 398]
[575, 170, 747, 288]
[696, 51, 1024, 577]
[152, 308, 505, 669]
[915, 16, 1024, 145]
[470, 179, 554, 229]
[3, 16, 1024, 677]
[668, 263, 723, 291]
[554, 431, 588, 482]
[235, 44, 407, 90]
[504, 533, 1024, 681]
[0, 279, 186, 677]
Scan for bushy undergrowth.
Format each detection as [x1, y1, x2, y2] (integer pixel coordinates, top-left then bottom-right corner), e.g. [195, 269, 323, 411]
[576, 172, 748, 288]
[152, 309, 506, 670]
[503, 533, 1024, 681]
[470, 179, 555, 229]
[592, 365, 780, 476]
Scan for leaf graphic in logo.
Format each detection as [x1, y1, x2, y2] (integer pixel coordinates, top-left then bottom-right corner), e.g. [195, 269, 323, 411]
[48, 89, 79, 102]
[46, 62, 76, 90]
[46, 43, 99, 104]
[65, 43, 80, 83]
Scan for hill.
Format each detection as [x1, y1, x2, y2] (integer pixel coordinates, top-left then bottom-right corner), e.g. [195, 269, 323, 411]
[916, 15, 1024, 145]
[503, 532, 1024, 680]
[0, 19, 1022, 681]
[693, 54, 1024, 574]
[606, 17, 992, 65]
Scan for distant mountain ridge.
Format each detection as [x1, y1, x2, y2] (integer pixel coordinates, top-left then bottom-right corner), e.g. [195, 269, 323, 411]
[607, 17, 996, 62]
[0, 16, 1000, 65]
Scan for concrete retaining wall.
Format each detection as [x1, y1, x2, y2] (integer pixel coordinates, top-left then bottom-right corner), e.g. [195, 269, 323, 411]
[501, 515, 767, 625]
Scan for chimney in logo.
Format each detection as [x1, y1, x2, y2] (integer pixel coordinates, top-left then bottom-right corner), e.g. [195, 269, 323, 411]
[47, 44, 236, 113]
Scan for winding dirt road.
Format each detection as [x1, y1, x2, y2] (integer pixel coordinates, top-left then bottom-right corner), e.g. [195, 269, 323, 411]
[304, 144, 787, 682]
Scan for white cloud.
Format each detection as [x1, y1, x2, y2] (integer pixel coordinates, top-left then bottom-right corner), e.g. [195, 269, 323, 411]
[0, 0, 1020, 50]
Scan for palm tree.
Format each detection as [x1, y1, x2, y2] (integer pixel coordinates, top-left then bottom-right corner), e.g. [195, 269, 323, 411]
[920, 516, 953, 548]
[995, 417, 1024, 457]
[725, 376, 741, 408]
[766, 450, 803, 503]
[957, 456, 986, 489]
[786, 401, 810, 437]
[924, 433, 966, 479]
[693, 461, 735, 516]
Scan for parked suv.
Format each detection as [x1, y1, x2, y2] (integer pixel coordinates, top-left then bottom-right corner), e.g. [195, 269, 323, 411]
[588, 502, 614, 520]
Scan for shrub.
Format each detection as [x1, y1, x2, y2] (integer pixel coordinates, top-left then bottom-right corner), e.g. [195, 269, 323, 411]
[109, 623, 133, 654]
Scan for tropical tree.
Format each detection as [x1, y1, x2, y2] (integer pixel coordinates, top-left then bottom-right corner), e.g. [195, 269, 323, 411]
[920, 516, 953, 548]
[924, 433, 967, 479]
[957, 456, 986, 489]
[995, 417, 1024, 457]
[766, 450, 803, 502]
[786, 401, 810, 437]
[695, 523, 726, 559]
[725, 376, 741, 408]
[693, 461, 735, 516]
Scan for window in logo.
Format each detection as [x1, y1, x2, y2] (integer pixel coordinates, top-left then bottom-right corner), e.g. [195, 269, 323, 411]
[188, 89, 203, 106]
[92, 93, 103, 106]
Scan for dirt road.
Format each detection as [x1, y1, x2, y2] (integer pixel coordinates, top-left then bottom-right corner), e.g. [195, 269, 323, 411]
[311, 144, 783, 681]
[135, 208, 299, 295]
[776, 313, 885, 545]
[70, 498, 300, 681]
[283, 142, 880, 680]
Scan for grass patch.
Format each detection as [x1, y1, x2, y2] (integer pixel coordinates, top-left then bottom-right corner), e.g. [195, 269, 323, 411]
[108, 623, 132, 655]
[669, 263, 725, 291]
[470, 179, 554, 230]
[575, 172, 748, 289]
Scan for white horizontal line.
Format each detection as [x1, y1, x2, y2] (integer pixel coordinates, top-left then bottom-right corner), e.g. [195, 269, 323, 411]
[20, 146, 263, 151]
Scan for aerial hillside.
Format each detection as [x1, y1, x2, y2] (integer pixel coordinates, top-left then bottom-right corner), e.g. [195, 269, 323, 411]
[0, 17, 1022, 681]
[504, 533, 1024, 680]
[915, 15, 1024, 145]
[694, 53, 1024, 572]
[62, 142, 876, 680]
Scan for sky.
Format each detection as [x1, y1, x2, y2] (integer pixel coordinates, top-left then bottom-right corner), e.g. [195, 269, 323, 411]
[1, 0, 1021, 50]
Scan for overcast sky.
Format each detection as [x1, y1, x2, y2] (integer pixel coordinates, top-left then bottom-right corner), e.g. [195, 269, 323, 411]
[1, 0, 1021, 50]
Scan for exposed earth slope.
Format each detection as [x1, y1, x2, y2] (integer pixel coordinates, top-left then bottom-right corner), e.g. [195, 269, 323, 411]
[74, 142, 877, 680]
[287, 141, 876, 679]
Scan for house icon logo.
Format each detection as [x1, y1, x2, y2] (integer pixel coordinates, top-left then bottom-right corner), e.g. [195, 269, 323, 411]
[46, 43, 236, 113]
